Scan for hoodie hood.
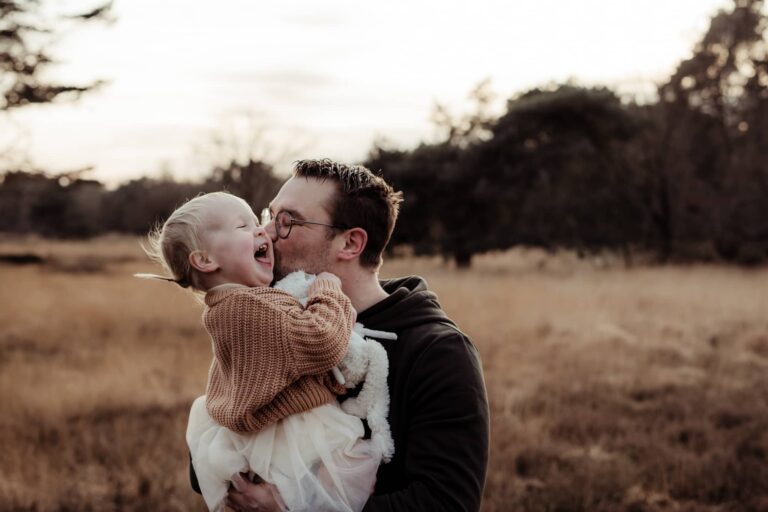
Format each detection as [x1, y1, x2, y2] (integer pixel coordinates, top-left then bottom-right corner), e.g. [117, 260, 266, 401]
[357, 275, 456, 332]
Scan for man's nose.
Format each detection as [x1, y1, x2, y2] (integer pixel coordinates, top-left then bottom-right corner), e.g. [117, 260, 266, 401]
[263, 220, 278, 242]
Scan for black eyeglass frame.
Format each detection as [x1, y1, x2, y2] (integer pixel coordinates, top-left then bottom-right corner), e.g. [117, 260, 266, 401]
[261, 208, 348, 240]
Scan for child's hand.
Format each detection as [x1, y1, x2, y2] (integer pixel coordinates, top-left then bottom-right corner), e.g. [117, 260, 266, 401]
[316, 272, 342, 287]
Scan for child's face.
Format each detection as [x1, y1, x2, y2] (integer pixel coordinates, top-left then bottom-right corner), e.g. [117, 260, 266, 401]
[201, 198, 274, 287]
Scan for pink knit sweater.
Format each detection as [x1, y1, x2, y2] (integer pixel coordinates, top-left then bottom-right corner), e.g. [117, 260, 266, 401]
[202, 279, 354, 433]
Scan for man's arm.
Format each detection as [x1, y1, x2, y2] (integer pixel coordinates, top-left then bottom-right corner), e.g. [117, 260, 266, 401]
[189, 452, 201, 494]
[364, 333, 490, 512]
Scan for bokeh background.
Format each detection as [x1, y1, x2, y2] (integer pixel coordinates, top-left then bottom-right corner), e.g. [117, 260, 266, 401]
[2, 1, 768, 510]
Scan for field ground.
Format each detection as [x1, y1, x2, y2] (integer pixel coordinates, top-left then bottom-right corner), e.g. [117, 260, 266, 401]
[1, 235, 768, 511]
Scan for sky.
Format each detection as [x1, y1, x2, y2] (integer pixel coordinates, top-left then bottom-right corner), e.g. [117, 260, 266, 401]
[2, 0, 731, 186]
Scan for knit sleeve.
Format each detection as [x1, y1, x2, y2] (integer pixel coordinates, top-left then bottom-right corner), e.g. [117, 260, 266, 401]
[280, 278, 354, 376]
[204, 284, 353, 431]
[205, 292, 298, 432]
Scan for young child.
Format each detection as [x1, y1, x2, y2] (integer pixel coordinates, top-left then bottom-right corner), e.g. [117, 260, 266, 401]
[139, 191, 389, 512]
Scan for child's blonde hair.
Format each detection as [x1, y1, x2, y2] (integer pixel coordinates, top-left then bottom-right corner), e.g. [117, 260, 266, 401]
[140, 191, 249, 292]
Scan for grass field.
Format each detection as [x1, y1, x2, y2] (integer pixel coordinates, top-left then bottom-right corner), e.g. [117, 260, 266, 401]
[1, 235, 768, 511]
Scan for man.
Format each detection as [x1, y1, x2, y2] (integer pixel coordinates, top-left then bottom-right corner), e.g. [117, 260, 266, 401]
[192, 158, 489, 511]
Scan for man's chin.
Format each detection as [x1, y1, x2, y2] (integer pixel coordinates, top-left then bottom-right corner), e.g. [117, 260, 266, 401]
[271, 265, 291, 284]
[273, 256, 327, 282]
[271, 255, 287, 283]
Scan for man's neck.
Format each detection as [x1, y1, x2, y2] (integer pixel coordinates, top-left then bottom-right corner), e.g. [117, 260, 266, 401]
[341, 270, 389, 313]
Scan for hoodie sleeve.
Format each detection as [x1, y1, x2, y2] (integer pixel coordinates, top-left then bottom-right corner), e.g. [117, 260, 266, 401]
[363, 333, 490, 512]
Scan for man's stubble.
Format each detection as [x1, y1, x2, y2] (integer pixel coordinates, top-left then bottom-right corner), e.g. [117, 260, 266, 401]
[272, 236, 335, 281]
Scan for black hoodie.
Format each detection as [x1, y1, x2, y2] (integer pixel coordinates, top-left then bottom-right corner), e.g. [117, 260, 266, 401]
[358, 276, 489, 512]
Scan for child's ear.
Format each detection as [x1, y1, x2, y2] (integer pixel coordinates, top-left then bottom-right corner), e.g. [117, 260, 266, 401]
[337, 228, 368, 262]
[189, 250, 219, 273]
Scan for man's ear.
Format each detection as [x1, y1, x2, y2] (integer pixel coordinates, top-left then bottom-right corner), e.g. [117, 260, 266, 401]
[337, 228, 368, 262]
[189, 250, 219, 273]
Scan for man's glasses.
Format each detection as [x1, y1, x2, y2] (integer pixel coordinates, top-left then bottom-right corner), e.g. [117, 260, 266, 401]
[260, 208, 348, 239]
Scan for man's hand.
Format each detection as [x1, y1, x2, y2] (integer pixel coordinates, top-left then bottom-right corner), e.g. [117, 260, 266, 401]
[226, 473, 285, 512]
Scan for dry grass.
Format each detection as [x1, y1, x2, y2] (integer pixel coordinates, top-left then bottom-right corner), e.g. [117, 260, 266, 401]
[2, 237, 768, 511]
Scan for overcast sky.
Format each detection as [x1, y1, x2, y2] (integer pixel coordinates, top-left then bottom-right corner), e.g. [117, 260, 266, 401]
[2, 0, 730, 185]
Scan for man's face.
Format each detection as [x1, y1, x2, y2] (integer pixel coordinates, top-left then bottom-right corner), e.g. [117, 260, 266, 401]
[266, 177, 338, 280]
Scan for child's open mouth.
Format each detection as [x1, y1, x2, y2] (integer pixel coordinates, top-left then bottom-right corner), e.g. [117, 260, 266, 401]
[254, 243, 270, 264]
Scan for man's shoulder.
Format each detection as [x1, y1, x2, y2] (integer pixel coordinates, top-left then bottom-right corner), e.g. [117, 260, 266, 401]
[394, 314, 473, 358]
[403, 314, 466, 338]
[389, 313, 485, 401]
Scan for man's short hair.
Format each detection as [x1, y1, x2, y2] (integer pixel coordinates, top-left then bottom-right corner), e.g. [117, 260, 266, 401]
[293, 158, 403, 269]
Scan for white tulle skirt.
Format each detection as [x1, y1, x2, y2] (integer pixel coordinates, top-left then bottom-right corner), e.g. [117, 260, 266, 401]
[187, 396, 381, 512]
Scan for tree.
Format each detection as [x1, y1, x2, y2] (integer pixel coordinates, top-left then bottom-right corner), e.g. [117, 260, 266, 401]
[369, 84, 649, 267]
[0, 169, 105, 236]
[472, 85, 647, 260]
[367, 81, 498, 267]
[104, 177, 207, 234]
[430, 78, 496, 149]
[657, 0, 768, 262]
[1, 0, 112, 112]
[206, 159, 281, 214]
[367, 141, 470, 263]
[196, 113, 289, 212]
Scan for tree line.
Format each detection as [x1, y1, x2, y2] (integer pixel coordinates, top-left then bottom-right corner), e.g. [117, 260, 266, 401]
[2, 0, 768, 266]
[367, 0, 768, 266]
[0, 161, 282, 238]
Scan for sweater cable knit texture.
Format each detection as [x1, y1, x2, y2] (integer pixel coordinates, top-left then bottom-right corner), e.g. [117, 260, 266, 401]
[203, 278, 354, 433]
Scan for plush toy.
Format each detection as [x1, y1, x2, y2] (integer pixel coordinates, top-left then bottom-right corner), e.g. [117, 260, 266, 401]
[274, 271, 396, 462]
